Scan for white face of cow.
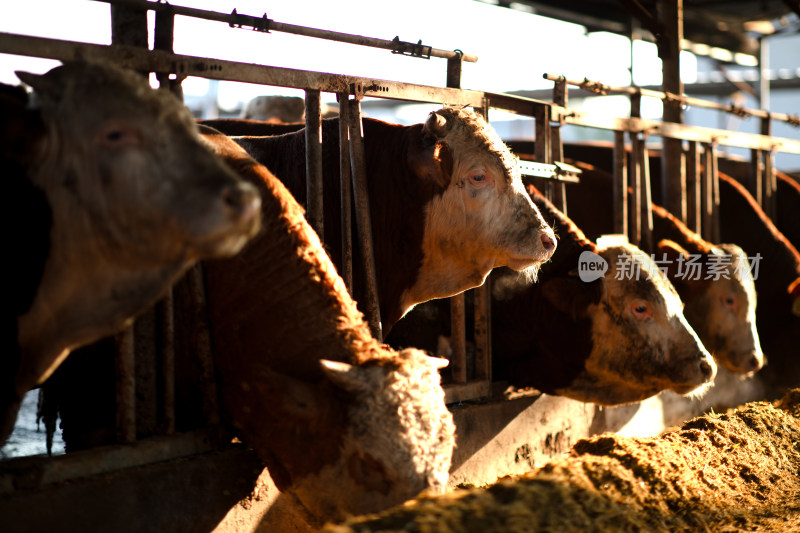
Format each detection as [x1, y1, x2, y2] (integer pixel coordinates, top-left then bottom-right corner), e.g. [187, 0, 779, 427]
[19, 62, 261, 266]
[668, 243, 764, 375]
[403, 107, 556, 313]
[286, 350, 455, 523]
[560, 244, 717, 405]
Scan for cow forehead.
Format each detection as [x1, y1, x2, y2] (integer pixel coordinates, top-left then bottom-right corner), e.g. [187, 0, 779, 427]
[437, 107, 518, 183]
[39, 63, 193, 130]
[599, 245, 682, 311]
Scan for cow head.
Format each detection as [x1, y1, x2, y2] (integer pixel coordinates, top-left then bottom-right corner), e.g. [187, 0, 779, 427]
[657, 240, 764, 374]
[547, 243, 716, 405]
[12, 61, 262, 414]
[404, 106, 556, 310]
[17, 61, 260, 265]
[264, 350, 455, 525]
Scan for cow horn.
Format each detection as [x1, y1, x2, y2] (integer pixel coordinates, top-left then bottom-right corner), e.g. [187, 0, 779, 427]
[424, 111, 449, 139]
[15, 71, 56, 97]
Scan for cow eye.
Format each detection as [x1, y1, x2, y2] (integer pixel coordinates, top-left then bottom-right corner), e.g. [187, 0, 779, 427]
[630, 299, 652, 320]
[466, 172, 493, 188]
[722, 295, 737, 310]
[97, 124, 141, 149]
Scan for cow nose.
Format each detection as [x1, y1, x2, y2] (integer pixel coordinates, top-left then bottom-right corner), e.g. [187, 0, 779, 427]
[745, 354, 763, 372]
[540, 231, 556, 254]
[223, 183, 261, 221]
[699, 358, 715, 381]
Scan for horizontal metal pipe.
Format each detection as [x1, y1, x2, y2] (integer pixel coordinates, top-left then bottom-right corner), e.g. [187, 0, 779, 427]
[91, 0, 478, 62]
[543, 73, 800, 126]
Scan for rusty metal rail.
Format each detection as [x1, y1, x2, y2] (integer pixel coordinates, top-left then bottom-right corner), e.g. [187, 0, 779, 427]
[91, 0, 478, 63]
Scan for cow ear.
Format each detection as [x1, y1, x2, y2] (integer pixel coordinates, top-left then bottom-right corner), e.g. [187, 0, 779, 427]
[321, 359, 378, 394]
[541, 277, 600, 320]
[408, 135, 451, 189]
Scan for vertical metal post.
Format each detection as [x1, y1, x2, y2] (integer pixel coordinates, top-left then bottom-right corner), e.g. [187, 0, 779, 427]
[446, 51, 463, 89]
[450, 294, 467, 384]
[551, 78, 568, 214]
[613, 131, 628, 236]
[710, 143, 721, 244]
[110, 1, 147, 445]
[186, 264, 220, 426]
[154, 5, 183, 98]
[686, 141, 701, 234]
[156, 293, 175, 435]
[630, 134, 642, 247]
[472, 104, 491, 391]
[640, 135, 654, 252]
[749, 146, 764, 205]
[701, 143, 713, 242]
[337, 92, 353, 293]
[348, 97, 382, 340]
[115, 328, 136, 443]
[534, 104, 553, 200]
[761, 117, 776, 219]
[305, 89, 324, 240]
[659, 0, 686, 221]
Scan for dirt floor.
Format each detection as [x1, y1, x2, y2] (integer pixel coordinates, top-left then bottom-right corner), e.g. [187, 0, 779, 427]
[324, 389, 800, 533]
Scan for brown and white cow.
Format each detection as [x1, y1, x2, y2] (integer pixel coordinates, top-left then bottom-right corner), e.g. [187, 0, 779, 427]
[230, 107, 557, 334]
[1, 62, 261, 445]
[199, 130, 456, 526]
[562, 163, 764, 375]
[488, 190, 716, 405]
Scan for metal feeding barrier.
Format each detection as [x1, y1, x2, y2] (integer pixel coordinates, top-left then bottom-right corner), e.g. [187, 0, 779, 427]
[1, 0, 800, 473]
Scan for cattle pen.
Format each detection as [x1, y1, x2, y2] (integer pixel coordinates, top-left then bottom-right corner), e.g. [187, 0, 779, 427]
[2, 1, 799, 532]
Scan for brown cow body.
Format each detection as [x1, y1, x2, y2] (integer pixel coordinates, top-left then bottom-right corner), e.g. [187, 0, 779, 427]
[199, 130, 455, 526]
[231, 108, 556, 333]
[1, 62, 261, 446]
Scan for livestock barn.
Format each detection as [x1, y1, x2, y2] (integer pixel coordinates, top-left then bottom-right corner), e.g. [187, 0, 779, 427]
[1, 1, 799, 531]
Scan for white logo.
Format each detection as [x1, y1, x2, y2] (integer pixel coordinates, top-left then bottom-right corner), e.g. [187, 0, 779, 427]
[578, 250, 608, 282]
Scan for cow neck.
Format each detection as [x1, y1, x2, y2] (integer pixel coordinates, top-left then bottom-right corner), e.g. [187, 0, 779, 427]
[530, 190, 597, 277]
[719, 173, 800, 307]
[651, 204, 716, 257]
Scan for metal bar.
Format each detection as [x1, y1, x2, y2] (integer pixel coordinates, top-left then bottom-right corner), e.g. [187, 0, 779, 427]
[304, 89, 324, 239]
[348, 98, 382, 340]
[450, 294, 467, 384]
[114, 327, 136, 444]
[640, 135, 654, 253]
[534, 105, 553, 200]
[473, 282, 491, 384]
[630, 133, 643, 246]
[446, 51, 463, 89]
[686, 141, 701, 234]
[156, 291, 175, 435]
[92, 0, 478, 63]
[701, 143, 713, 242]
[337, 93, 353, 294]
[543, 73, 800, 126]
[551, 76, 568, 214]
[764, 149, 776, 220]
[761, 117, 776, 219]
[749, 147, 765, 205]
[443, 381, 491, 405]
[709, 142, 721, 244]
[613, 131, 629, 236]
[185, 264, 220, 426]
[0, 33, 483, 108]
[516, 160, 581, 182]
